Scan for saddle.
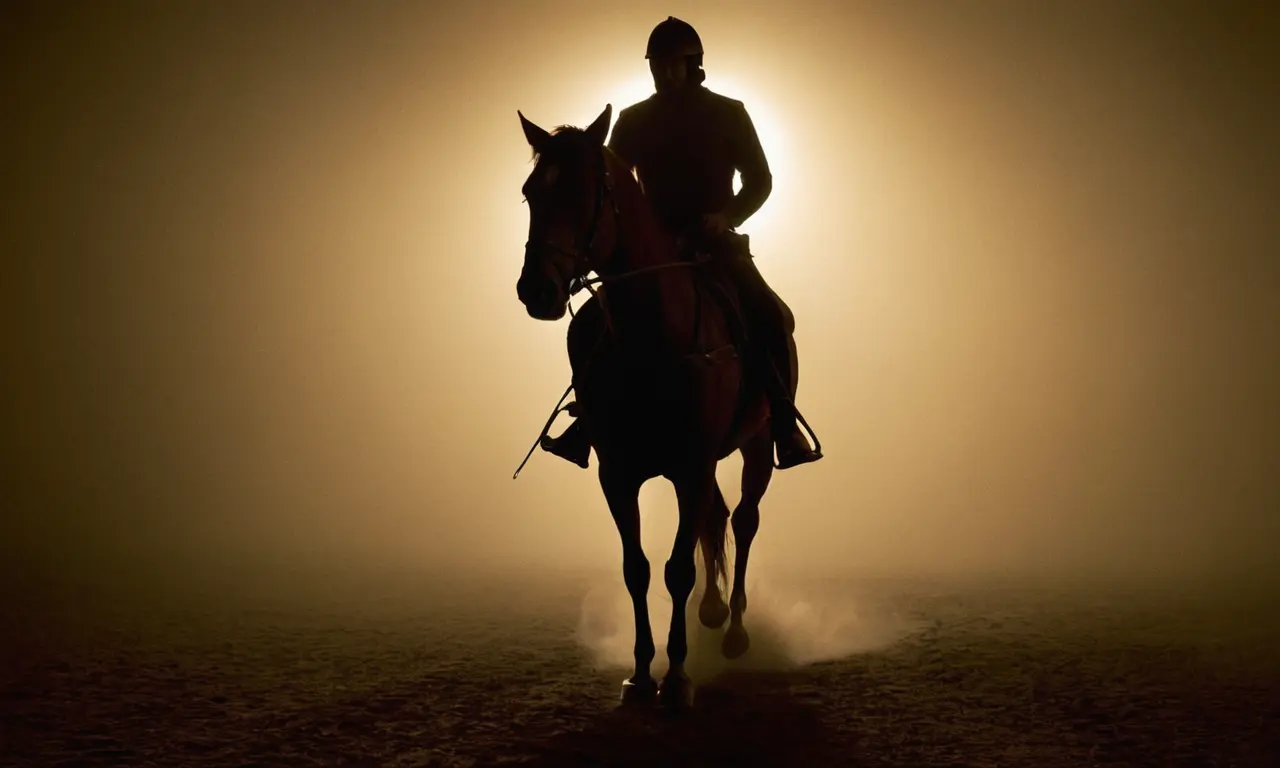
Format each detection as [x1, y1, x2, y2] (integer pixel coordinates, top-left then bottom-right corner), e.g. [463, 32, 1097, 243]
[570, 230, 756, 369]
[681, 230, 755, 362]
[680, 230, 752, 262]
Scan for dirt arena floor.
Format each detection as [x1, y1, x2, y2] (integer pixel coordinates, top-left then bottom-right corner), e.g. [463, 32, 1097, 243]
[4, 565, 1277, 766]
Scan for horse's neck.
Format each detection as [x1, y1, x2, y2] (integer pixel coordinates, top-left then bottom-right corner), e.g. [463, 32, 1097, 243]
[609, 172, 678, 271]
[600, 170, 694, 348]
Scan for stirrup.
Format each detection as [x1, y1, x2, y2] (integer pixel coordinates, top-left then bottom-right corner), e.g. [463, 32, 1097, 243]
[773, 409, 824, 470]
[513, 383, 575, 479]
[775, 443, 823, 470]
[540, 430, 590, 469]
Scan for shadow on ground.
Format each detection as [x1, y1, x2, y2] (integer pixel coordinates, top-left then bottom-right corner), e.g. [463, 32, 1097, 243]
[515, 670, 843, 767]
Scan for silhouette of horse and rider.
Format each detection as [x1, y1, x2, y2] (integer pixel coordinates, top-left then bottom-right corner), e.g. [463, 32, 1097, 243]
[514, 17, 822, 710]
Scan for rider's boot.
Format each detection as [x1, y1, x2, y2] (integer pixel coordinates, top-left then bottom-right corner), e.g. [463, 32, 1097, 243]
[760, 333, 822, 470]
[769, 396, 823, 470]
[540, 417, 591, 469]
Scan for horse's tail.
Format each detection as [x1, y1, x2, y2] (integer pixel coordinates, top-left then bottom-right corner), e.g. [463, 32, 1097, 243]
[699, 481, 731, 592]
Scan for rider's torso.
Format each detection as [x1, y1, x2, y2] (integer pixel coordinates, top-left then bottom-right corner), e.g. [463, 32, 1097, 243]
[615, 88, 742, 233]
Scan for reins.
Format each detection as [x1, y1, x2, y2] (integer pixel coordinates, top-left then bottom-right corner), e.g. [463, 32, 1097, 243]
[511, 260, 699, 480]
[511, 144, 821, 478]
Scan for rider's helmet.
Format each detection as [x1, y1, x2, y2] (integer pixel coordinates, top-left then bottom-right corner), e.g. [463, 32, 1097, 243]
[645, 16, 703, 60]
[646, 17, 705, 90]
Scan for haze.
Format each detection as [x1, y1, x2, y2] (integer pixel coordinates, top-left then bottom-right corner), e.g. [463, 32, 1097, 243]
[3, 1, 1277, 596]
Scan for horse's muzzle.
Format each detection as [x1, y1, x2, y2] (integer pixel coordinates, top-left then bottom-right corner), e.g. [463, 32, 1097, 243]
[516, 270, 567, 321]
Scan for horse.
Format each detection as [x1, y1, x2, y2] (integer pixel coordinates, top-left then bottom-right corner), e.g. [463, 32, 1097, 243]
[514, 104, 776, 709]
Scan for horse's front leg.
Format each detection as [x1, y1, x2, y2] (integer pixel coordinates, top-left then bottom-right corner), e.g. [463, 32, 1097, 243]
[660, 465, 717, 710]
[600, 465, 656, 705]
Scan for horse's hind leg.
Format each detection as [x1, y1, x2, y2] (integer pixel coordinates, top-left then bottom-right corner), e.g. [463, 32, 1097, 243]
[697, 482, 731, 629]
[723, 428, 774, 659]
[600, 467, 656, 705]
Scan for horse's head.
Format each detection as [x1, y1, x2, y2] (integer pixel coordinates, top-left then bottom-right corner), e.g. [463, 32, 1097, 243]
[515, 104, 615, 321]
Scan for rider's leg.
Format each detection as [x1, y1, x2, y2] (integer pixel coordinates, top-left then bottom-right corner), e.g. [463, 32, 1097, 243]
[539, 296, 602, 469]
[721, 254, 822, 469]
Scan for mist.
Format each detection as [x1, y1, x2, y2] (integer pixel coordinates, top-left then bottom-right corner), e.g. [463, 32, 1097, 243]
[3, 1, 1277, 598]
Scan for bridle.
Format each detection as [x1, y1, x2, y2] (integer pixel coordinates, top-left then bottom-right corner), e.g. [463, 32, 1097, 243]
[512, 147, 702, 480]
[523, 148, 618, 304]
[523, 148, 697, 315]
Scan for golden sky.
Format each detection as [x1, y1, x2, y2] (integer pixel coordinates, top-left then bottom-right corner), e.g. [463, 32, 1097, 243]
[2, 2, 1277, 584]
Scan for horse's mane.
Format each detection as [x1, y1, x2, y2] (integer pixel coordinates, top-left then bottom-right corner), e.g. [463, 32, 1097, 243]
[531, 125, 637, 192]
[529, 125, 593, 164]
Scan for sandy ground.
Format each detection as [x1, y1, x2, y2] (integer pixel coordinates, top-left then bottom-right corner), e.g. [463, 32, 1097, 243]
[3, 565, 1278, 767]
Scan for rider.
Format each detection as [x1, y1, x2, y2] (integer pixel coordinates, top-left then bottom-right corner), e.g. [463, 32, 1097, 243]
[541, 15, 823, 471]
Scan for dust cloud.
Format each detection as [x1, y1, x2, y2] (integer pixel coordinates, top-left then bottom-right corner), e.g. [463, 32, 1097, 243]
[576, 573, 918, 677]
[2, 1, 1277, 606]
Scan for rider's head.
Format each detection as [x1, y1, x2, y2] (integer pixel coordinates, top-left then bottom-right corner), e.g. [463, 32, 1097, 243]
[646, 17, 705, 95]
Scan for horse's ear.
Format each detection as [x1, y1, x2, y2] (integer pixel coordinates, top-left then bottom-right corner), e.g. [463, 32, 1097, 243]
[585, 104, 612, 146]
[519, 111, 552, 153]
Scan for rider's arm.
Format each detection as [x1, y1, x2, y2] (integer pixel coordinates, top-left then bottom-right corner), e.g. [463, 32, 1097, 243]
[724, 103, 773, 230]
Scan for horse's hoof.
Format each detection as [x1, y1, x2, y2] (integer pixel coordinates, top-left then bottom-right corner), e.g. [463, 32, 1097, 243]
[658, 672, 695, 712]
[619, 676, 658, 707]
[698, 595, 730, 629]
[722, 623, 750, 660]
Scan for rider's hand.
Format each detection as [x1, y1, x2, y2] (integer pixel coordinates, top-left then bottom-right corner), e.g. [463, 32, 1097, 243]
[701, 212, 730, 236]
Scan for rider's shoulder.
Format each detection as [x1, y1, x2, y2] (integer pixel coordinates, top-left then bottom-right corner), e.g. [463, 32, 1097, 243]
[618, 88, 748, 122]
[698, 88, 754, 126]
[617, 96, 658, 122]
[700, 87, 746, 111]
